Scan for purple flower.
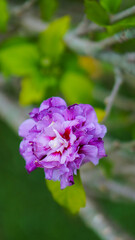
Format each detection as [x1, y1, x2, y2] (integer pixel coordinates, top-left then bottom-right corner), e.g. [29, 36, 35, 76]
[19, 97, 107, 189]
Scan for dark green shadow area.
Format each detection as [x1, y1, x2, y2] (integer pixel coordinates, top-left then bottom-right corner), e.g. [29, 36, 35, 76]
[98, 199, 135, 238]
[0, 118, 101, 240]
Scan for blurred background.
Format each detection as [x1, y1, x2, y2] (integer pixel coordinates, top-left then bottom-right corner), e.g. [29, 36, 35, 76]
[0, 0, 135, 240]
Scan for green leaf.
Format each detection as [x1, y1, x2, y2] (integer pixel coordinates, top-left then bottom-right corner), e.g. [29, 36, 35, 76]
[39, 16, 70, 62]
[0, 39, 40, 77]
[85, 0, 110, 26]
[19, 73, 46, 105]
[100, 0, 122, 14]
[40, 0, 58, 21]
[99, 158, 114, 178]
[0, 0, 9, 32]
[46, 172, 86, 214]
[95, 108, 106, 122]
[19, 72, 54, 105]
[107, 16, 135, 34]
[60, 71, 93, 105]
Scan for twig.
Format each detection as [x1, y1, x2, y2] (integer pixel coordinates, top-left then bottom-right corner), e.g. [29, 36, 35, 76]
[103, 68, 123, 121]
[99, 28, 135, 48]
[93, 87, 135, 112]
[112, 5, 135, 23]
[20, 16, 48, 33]
[74, 15, 90, 35]
[75, 5, 135, 36]
[10, 0, 37, 16]
[96, 51, 135, 76]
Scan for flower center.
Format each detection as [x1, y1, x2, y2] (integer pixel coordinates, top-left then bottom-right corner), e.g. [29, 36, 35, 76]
[49, 129, 68, 153]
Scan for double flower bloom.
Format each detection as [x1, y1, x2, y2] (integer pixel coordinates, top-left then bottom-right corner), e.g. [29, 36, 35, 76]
[19, 97, 107, 189]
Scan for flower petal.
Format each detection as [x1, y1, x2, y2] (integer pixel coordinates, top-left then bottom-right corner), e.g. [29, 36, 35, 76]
[19, 119, 35, 137]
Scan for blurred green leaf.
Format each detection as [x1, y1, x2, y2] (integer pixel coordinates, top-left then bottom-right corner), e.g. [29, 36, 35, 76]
[107, 16, 135, 34]
[60, 71, 93, 104]
[78, 56, 103, 79]
[19, 71, 50, 105]
[99, 158, 114, 178]
[0, 0, 9, 32]
[0, 40, 39, 77]
[40, 0, 58, 21]
[100, 0, 122, 13]
[85, 0, 110, 26]
[95, 108, 106, 122]
[39, 16, 70, 62]
[46, 172, 86, 214]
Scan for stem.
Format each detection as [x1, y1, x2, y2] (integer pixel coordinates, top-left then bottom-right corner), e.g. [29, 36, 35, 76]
[99, 28, 135, 48]
[10, 0, 37, 16]
[112, 5, 135, 23]
[93, 87, 135, 112]
[103, 68, 123, 121]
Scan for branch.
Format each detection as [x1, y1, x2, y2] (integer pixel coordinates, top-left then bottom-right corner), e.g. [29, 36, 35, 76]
[74, 15, 90, 35]
[99, 28, 135, 48]
[20, 16, 48, 34]
[112, 5, 135, 23]
[0, 91, 29, 132]
[80, 198, 134, 240]
[93, 87, 135, 112]
[10, 0, 36, 16]
[126, 52, 135, 62]
[96, 51, 135, 76]
[103, 68, 123, 121]
[81, 170, 135, 202]
[76, 5, 135, 36]
[64, 33, 135, 75]
[74, 16, 103, 36]
[6, 9, 135, 75]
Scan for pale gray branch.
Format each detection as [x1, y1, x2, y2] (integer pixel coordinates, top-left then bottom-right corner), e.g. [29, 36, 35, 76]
[81, 170, 135, 202]
[112, 5, 135, 23]
[64, 33, 135, 75]
[0, 91, 29, 132]
[80, 198, 133, 240]
[99, 28, 135, 48]
[7, 11, 135, 75]
[20, 16, 48, 34]
[77, 5, 135, 36]
[103, 68, 123, 121]
[10, 0, 36, 16]
[93, 87, 135, 112]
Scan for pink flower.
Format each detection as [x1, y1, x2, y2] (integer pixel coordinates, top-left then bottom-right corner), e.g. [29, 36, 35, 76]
[19, 97, 107, 189]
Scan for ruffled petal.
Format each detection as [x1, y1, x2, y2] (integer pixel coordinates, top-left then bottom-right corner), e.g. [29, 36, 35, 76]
[19, 119, 36, 137]
[81, 145, 99, 165]
[39, 97, 67, 111]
